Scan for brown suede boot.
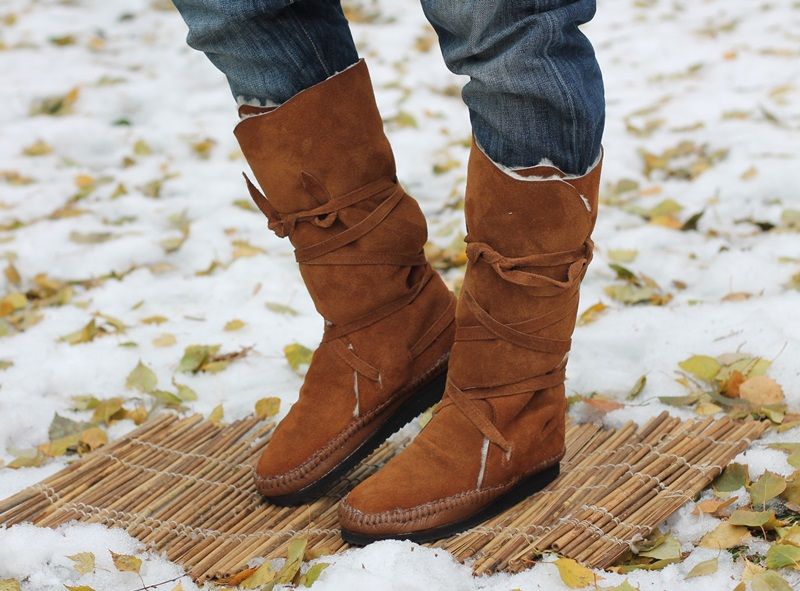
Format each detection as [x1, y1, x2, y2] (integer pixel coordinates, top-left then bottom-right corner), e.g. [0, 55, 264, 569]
[339, 140, 601, 542]
[236, 60, 456, 506]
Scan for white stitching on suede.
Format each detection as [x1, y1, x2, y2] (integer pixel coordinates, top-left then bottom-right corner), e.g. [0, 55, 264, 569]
[341, 450, 563, 527]
[254, 352, 449, 490]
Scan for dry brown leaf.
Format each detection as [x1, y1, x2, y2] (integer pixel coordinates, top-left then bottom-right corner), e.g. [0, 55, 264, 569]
[739, 376, 784, 405]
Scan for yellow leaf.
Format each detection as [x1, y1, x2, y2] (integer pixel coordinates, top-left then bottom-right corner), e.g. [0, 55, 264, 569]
[739, 376, 784, 406]
[298, 562, 329, 587]
[277, 537, 308, 583]
[208, 404, 224, 426]
[553, 557, 599, 588]
[153, 333, 176, 347]
[110, 551, 141, 574]
[686, 556, 718, 578]
[3, 262, 21, 286]
[23, 139, 54, 156]
[284, 343, 314, 372]
[67, 552, 95, 575]
[141, 315, 168, 325]
[255, 397, 281, 419]
[64, 585, 97, 591]
[607, 249, 638, 263]
[79, 427, 108, 451]
[232, 239, 266, 258]
[678, 355, 721, 382]
[751, 571, 792, 591]
[577, 301, 608, 326]
[241, 561, 276, 589]
[224, 319, 245, 331]
[126, 360, 157, 393]
[750, 471, 787, 508]
[0, 580, 21, 591]
[699, 522, 751, 549]
[693, 495, 737, 516]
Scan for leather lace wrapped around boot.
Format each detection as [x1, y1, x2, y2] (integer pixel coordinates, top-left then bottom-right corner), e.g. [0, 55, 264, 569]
[339, 140, 602, 542]
[236, 60, 456, 505]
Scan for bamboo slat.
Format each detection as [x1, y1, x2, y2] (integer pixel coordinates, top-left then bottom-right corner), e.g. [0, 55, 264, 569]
[0, 411, 768, 581]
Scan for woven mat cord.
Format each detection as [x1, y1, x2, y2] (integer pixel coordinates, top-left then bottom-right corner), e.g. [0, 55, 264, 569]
[0, 411, 768, 581]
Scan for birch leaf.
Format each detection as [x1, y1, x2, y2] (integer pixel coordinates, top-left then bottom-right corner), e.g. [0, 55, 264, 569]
[67, 552, 95, 574]
[284, 343, 313, 372]
[751, 571, 792, 591]
[679, 355, 720, 382]
[299, 562, 329, 587]
[241, 561, 276, 589]
[208, 404, 224, 425]
[0, 581, 21, 591]
[765, 543, 800, 569]
[750, 471, 787, 508]
[126, 360, 157, 393]
[110, 551, 141, 573]
[713, 463, 749, 493]
[553, 557, 598, 588]
[686, 556, 718, 578]
[255, 397, 281, 419]
[224, 319, 245, 331]
[577, 301, 607, 326]
[277, 537, 307, 583]
[699, 523, 751, 549]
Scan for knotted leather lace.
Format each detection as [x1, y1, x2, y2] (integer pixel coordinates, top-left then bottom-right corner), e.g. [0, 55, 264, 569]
[438, 236, 594, 454]
[243, 172, 453, 400]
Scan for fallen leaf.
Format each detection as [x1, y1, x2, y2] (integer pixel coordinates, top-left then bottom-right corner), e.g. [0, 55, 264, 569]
[110, 551, 141, 574]
[153, 333, 176, 347]
[277, 537, 308, 584]
[699, 522, 751, 549]
[639, 535, 681, 560]
[208, 404, 224, 425]
[241, 561, 275, 589]
[553, 557, 599, 588]
[299, 562, 329, 587]
[751, 570, 792, 591]
[224, 319, 245, 331]
[126, 360, 157, 393]
[627, 375, 647, 400]
[729, 509, 783, 529]
[750, 471, 787, 508]
[714, 463, 749, 493]
[679, 355, 720, 382]
[765, 543, 800, 569]
[577, 301, 608, 326]
[67, 552, 95, 575]
[739, 376, 784, 406]
[0, 580, 21, 591]
[177, 344, 221, 373]
[686, 556, 718, 578]
[693, 495, 737, 516]
[255, 397, 281, 419]
[173, 380, 198, 402]
[284, 343, 314, 372]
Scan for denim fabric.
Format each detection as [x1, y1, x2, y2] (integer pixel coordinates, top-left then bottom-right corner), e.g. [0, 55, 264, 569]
[173, 0, 604, 174]
[172, 0, 359, 104]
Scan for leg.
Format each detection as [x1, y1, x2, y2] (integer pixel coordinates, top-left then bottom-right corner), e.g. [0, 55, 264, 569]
[172, 0, 359, 104]
[340, 0, 604, 541]
[422, 0, 604, 173]
[171, 3, 457, 503]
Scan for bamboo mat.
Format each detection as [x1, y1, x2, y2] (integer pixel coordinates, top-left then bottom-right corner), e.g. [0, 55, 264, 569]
[0, 411, 768, 581]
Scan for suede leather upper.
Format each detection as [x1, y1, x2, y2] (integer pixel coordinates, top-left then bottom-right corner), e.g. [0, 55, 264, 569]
[235, 60, 456, 500]
[340, 141, 602, 536]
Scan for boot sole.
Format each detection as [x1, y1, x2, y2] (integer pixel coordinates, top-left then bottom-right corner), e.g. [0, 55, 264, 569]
[263, 366, 448, 507]
[341, 462, 560, 545]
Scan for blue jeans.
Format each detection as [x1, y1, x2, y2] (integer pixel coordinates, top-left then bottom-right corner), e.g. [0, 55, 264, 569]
[173, 0, 604, 174]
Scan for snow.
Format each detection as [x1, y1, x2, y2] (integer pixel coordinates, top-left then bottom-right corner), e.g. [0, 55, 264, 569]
[1, 0, 800, 589]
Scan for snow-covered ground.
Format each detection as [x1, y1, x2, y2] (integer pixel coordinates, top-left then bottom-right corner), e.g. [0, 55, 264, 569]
[1, 0, 799, 589]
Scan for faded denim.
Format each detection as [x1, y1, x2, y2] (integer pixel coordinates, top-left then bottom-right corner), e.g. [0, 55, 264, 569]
[172, 0, 604, 174]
